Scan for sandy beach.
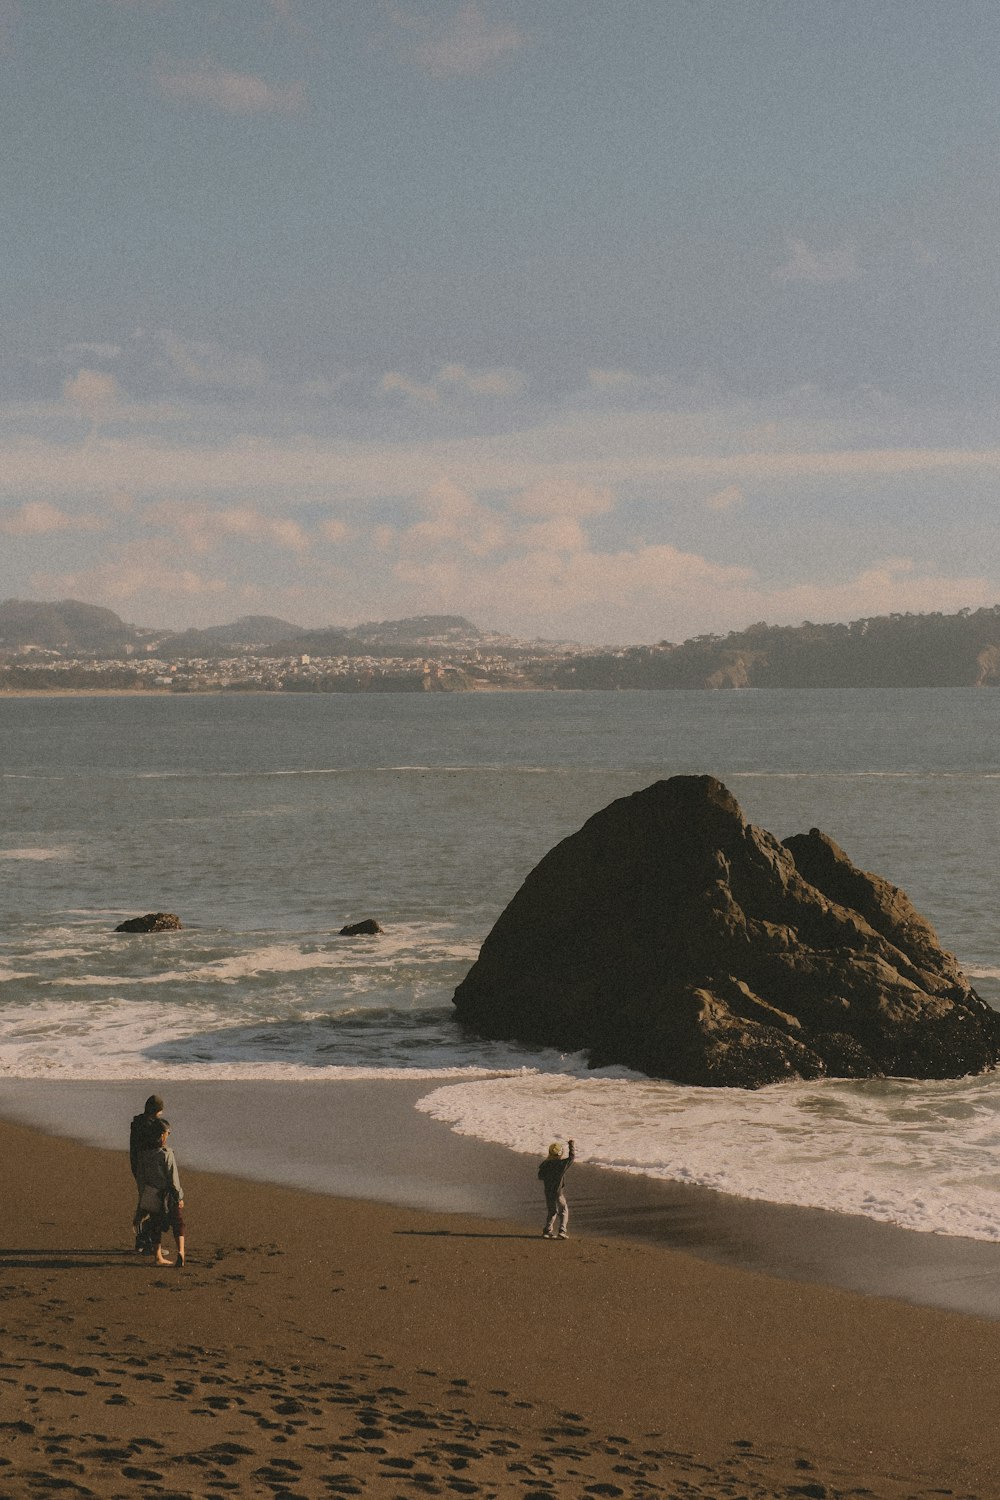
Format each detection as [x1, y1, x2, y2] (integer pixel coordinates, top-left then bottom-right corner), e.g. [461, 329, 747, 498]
[0, 688, 173, 697]
[2, 1086, 1000, 1497]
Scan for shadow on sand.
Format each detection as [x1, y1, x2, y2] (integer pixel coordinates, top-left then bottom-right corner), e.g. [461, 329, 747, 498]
[394, 1228, 540, 1241]
[0, 1248, 152, 1269]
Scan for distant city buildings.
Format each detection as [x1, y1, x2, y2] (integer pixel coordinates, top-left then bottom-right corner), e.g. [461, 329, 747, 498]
[5, 600, 1000, 690]
[0, 636, 586, 694]
[0, 604, 599, 692]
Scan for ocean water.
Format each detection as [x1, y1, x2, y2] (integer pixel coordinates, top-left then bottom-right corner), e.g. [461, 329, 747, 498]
[3, 688, 1000, 1240]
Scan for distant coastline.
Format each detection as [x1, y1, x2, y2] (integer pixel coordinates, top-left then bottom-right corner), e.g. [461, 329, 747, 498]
[5, 596, 1000, 691]
[0, 686, 174, 697]
[0, 682, 548, 697]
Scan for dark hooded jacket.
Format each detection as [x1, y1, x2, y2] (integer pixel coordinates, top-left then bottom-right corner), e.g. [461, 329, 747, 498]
[537, 1143, 575, 1200]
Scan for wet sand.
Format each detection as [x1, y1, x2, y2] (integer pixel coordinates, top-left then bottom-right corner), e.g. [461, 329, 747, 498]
[4, 1077, 1000, 1319]
[2, 1084, 1000, 1496]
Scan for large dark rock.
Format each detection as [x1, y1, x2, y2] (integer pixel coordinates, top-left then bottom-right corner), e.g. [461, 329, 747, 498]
[115, 912, 182, 933]
[452, 776, 1000, 1088]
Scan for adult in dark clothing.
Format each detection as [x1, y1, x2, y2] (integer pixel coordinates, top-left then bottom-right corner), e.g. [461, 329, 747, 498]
[135, 1118, 185, 1268]
[129, 1094, 164, 1252]
[538, 1138, 575, 1238]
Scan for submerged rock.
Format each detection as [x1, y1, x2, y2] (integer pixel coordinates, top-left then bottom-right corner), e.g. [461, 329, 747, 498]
[115, 912, 182, 933]
[452, 775, 1000, 1088]
[339, 918, 383, 936]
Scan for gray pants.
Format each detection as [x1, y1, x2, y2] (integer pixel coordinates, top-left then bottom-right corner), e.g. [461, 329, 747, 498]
[544, 1191, 568, 1237]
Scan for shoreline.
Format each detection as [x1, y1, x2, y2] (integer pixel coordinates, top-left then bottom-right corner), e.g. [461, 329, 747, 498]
[4, 1075, 1000, 1322]
[0, 685, 550, 698]
[2, 1095, 1000, 1495]
[0, 686, 175, 696]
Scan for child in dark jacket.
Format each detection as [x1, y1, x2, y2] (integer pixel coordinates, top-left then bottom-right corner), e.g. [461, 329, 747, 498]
[538, 1138, 575, 1238]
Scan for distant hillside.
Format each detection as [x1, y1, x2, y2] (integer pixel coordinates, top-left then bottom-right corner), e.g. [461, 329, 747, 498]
[541, 606, 1000, 690]
[276, 615, 483, 659]
[350, 615, 480, 645]
[196, 615, 303, 645]
[0, 599, 482, 662]
[0, 598, 137, 651]
[269, 627, 360, 657]
[154, 616, 304, 657]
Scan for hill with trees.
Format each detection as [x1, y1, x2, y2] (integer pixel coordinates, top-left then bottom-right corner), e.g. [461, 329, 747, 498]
[0, 599, 139, 652]
[539, 608, 1000, 689]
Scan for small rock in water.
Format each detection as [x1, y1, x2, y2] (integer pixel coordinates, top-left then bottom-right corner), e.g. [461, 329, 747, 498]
[115, 912, 183, 933]
[339, 918, 383, 936]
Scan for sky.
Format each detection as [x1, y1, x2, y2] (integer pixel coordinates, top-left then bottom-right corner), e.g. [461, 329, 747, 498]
[3, 0, 1000, 644]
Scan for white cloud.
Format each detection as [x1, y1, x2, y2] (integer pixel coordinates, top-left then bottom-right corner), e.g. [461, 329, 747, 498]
[587, 367, 640, 391]
[145, 501, 311, 555]
[155, 61, 305, 114]
[773, 238, 859, 284]
[511, 543, 753, 610]
[61, 342, 123, 363]
[743, 559, 997, 628]
[1, 382, 999, 643]
[319, 517, 349, 544]
[379, 478, 755, 632]
[63, 368, 121, 421]
[380, 371, 440, 403]
[6, 424, 1000, 514]
[391, 539, 755, 640]
[265, 517, 311, 552]
[157, 332, 268, 391]
[380, 363, 526, 403]
[510, 479, 614, 519]
[385, 542, 999, 645]
[34, 551, 229, 608]
[398, 3, 527, 78]
[383, 478, 605, 563]
[19, 484, 996, 644]
[518, 516, 589, 553]
[437, 363, 526, 397]
[705, 484, 744, 512]
[393, 478, 508, 558]
[420, 477, 476, 520]
[0, 501, 103, 537]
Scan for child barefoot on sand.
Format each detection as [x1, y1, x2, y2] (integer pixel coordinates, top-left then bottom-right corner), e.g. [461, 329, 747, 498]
[538, 1138, 575, 1239]
[135, 1119, 186, 1267]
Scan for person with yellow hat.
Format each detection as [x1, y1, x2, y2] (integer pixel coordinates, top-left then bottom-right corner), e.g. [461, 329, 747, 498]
[537, 1137, 575, 1238]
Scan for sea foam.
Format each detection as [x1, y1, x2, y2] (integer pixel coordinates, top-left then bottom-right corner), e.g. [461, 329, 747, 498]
[415, 1071, 1000, 1242]
[0, 846, 74, 861]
